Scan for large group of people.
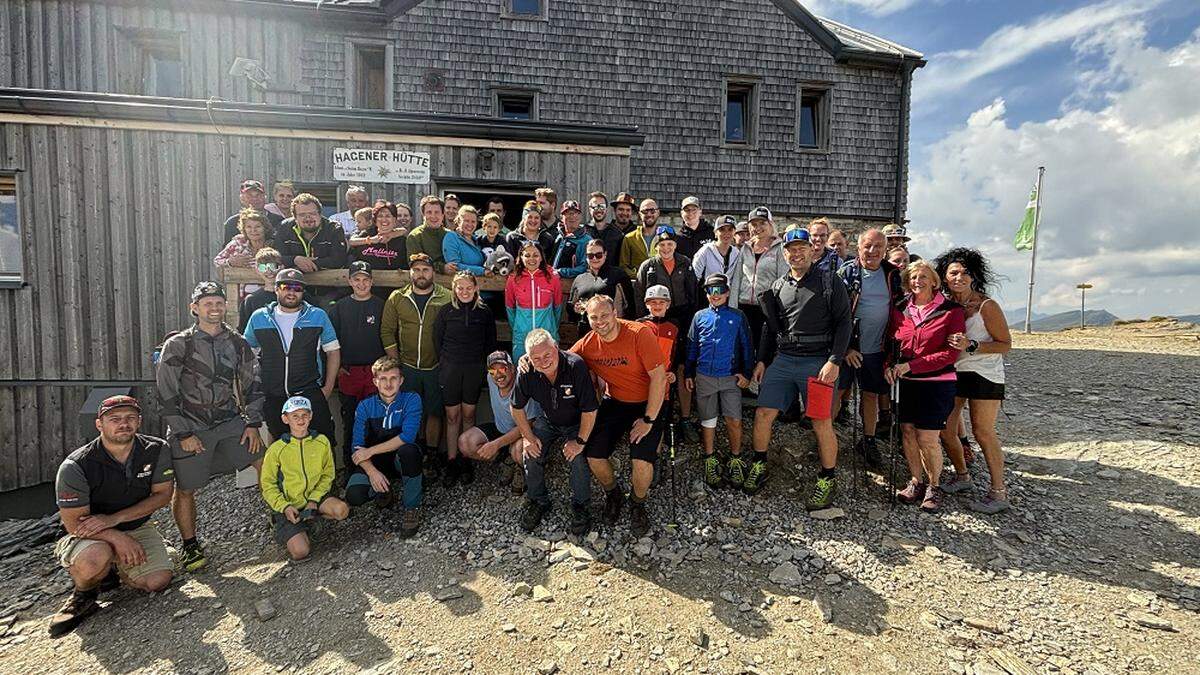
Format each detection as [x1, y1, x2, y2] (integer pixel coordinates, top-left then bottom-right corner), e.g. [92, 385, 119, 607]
[48, 181, 1013, 638]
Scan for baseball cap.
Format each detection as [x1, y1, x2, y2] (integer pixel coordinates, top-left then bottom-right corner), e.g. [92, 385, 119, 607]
[681, 196, 701, 209]
[748, 206, 773, 222]
[275, 268, 307, 286]
[644, 285, 672, 302]
[97, 395, 141, 419]
[486, 351, 514, 369]
[240, 179, 265, 193]
[704, 273, 730, 289]
[654, 226, 677, 242]
[783, 228, 812, 247]
[560, 200, 582, 214]
[714, 215, 737, 230]
[408, 253, 434, 269]
[882, 223, 911, 241]
[734, 220, 750, 233]
[281, 396, 312, 413]
[349, 260, 373, 278]
[613, 192, 636, 207]
[190, 280, 226, 304]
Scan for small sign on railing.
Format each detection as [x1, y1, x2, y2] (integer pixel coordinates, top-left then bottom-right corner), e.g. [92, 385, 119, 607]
[332, 148, 431, 184]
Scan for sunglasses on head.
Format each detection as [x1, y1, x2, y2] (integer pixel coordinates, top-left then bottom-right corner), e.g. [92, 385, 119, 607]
[783, 229, 811, 244]
[655, 226, 676, 237]
[277, 282, 304, 292]
[586, 252, 605, 260]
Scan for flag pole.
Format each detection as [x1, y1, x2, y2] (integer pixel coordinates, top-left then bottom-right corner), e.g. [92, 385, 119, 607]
[1024, 166, 1045, 334]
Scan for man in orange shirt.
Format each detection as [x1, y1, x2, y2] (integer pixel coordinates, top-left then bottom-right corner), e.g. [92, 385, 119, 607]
[571, 295, 668, 537]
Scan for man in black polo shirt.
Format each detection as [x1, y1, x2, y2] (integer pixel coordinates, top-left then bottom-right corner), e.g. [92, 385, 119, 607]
[511, 329, 599, 536]
[49, 395, 175, 638]
[223, 179, 284, 241]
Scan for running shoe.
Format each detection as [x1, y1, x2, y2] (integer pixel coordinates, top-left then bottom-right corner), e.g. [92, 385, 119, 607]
[726, 456, 748, 488]
[180, 541, 207, 572]
[920, 485, 944, 512]
[896, 479, 927, 505]
[48, 589, 99, 638]
[804, 475, 837, 510]
[969, 490, 1011, 514]
[941, 472, 975, 494]
[703, 456, 723, 487]
[743, 460, 768, 496]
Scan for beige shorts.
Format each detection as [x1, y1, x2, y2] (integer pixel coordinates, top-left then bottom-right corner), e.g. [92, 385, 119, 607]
[55, 521, 173, 581]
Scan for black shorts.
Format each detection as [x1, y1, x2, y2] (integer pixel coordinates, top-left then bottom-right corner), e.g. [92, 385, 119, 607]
[955, 370, 1005, 401]
[438, 361, 486, 407]
[584, 399, 665, 464]
[898, 379, 956, 431]
[476, 423, 504, 443]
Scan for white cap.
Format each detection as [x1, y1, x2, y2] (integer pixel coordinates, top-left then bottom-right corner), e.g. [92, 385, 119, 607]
[645, 285, 672, 302]
[282, 396, 312, 413]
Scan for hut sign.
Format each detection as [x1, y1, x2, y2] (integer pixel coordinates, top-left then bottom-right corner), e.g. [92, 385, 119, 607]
[332, 148, 431, 183]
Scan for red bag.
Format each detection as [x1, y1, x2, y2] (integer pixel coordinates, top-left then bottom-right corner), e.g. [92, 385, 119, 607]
[805, 377, 835, 420]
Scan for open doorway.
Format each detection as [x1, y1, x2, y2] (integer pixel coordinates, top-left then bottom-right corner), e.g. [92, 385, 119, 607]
[440, 182, 540, 232]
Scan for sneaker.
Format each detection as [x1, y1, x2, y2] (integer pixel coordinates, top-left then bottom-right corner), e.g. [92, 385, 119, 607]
[856, 437, 884, 469]
[180, 542, 207, 572]
[442, 456, 461, 488]
[98, 567, 121, 593]
[459, 457, 476, 486]
[920, 485, 944, 512]
[896, 479, 927, 505]
[569, 503, 591, 537]
[941, 472, 975, 494]
[400, 509, 420, 538]
[804, 475, 837, 511]
[510, 466, 526, 495]
[743, 460, 768, 496]
[703, 456, 723, 487]
[520, 501, 550, 533]
[629, 501, 651, 538]
[726, 457, 748, 488]
[969, 490, 1011, 514]
[48, 589, 100, 638]
[602, 489, 624, 526]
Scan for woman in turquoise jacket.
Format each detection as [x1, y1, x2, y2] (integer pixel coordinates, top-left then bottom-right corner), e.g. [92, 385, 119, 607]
[442, 205, 488, 275]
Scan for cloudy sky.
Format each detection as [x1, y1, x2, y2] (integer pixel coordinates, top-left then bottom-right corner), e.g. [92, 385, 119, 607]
[806, 0, 1200, 319]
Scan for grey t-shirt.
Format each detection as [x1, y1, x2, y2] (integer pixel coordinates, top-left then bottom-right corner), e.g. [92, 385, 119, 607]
[856, 266, 891, 355]
[55, 441, 174, 509]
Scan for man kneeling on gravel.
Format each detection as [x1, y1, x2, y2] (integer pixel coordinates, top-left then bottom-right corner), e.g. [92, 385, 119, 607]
[456, 351, 544, 495]
[49, 396, 175, 638]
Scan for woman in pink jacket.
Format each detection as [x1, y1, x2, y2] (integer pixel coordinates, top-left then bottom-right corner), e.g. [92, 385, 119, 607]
[505, 240, 563, 360]
[885, 259, 966, 512]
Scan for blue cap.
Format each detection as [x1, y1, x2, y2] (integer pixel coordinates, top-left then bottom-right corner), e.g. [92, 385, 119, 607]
[281, 396, 312, 413]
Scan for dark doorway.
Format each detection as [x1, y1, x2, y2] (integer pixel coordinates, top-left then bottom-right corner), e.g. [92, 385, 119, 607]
[442, 185, 539, 232]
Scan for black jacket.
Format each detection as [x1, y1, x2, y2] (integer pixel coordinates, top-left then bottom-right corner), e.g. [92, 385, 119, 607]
[675, 218, 715, 261]
[274, 218, 349, 271]
[758, 265, 852, 365]
[584, 221, 625, 264]
[635, 254, 699, 324]
[432, 301, 498, 364]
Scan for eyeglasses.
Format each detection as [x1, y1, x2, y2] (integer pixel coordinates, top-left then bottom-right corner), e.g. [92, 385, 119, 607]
[256, 263, 279, 275]
[640, 208, 659, 214]
[655, 226, 676, 237]
[586, 252, 606, 260]
[783, 229, 811, 244]
[590, 203, 608, 210]
[705, 285, 729, 295]
[277, 282, 304, 292]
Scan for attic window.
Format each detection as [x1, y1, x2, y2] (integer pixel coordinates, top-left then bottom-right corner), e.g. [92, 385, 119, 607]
[117, 28, 185, 97]
[494, 89, 539, 121]
[503, 0, 548, 20]
[346, 40, 394, 111]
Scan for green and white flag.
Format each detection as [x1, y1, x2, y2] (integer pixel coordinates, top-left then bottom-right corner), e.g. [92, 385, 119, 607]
[1013, 184, 1038, 251]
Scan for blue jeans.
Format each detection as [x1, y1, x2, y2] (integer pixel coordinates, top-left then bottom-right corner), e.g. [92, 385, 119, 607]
[524, 419, 591, 508]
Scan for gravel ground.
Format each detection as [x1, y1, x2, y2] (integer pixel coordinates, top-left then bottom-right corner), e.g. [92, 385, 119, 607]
[0, 323, 1197, 674]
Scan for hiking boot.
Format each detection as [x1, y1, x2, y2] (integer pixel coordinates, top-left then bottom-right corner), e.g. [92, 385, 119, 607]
[969, 489, 1011, 514]
[602, 489, 624, 526]
[459, 456, 476, 486]
[400, 509, 420, 538]
[920, 485, 944, 512]
[677, 420, 699, 444]
[629, 501, 651, 538]
[743, 460, 768, 496]
[442, 456, 461, 488]
[520, 501, 550, 533]
[896, 479, 927, 505]
[726, 456, 748, 488]
[180, 541, 207, 572]
[510, 465, 526, 495]
[941, 472, 975, 494]
[856, 437, 884, 469]
[876, 409, 893, 437]
[804, 475, 837, 511]
[375, 488, 397, 510]
[48, 589, 99, 638]
[569, 503, 591, 537]
[98, 567, 121, 593]
[703, 456, 723, 487]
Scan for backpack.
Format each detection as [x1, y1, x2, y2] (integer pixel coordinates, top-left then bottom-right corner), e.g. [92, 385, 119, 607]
[151, 329, 192, 367]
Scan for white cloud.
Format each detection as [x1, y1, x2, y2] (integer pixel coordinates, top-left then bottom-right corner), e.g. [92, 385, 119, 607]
[907, 25, 1200, 318]
[801, 0, 923, 18]
[913, 0, 1165, 107]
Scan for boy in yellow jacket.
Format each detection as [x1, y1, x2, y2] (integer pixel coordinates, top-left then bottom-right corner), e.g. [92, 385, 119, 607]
[260, 396, 349, 560]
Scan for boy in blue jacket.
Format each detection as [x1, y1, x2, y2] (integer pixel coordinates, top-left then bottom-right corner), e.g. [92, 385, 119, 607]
[684, 274, 755, 492]
[346, 356, 424, 537]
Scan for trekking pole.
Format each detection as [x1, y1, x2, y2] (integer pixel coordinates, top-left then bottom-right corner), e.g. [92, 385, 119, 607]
[666, 402, 678, 530]
[889, 361, 901, 508]
[851, 379, 862, 495]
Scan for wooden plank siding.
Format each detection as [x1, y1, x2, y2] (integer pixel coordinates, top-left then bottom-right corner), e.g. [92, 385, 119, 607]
[0, 118, 628, 490]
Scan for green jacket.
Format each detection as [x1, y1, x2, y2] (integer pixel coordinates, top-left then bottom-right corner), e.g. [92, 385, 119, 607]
[381, 284, 453, 370]
[405, 224, 449, 272]
[260, 433, 334, 512]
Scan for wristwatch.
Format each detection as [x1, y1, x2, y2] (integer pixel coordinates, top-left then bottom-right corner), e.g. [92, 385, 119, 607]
[574, 436, 587, 446]
[966, 339, 979, 354]
[640, 415, 656, 425]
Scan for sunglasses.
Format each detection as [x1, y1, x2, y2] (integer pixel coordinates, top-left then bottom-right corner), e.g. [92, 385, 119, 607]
[277, 282, 304, 292]
[783, 229, 812, 244]
[586, 252, 606, 260]
[256, 263, 279, 274]
[705, 285, 729, 295]
[590, 203, 608, 210]
[640, 208, 659, 214]
[487, 365, 510, 376]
